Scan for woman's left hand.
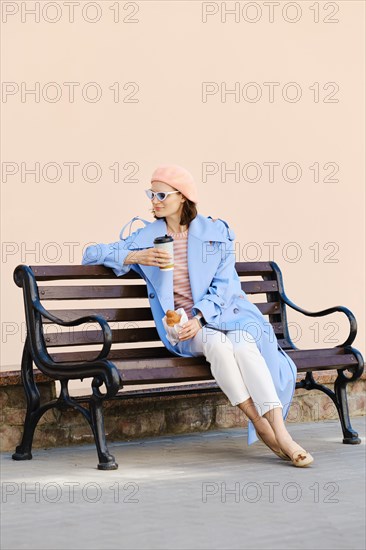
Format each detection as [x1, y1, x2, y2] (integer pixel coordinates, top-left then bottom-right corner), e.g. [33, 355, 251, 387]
[178, 318, 201, 341]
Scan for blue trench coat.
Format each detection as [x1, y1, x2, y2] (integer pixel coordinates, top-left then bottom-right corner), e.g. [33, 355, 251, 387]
[82, 213, 297, 445]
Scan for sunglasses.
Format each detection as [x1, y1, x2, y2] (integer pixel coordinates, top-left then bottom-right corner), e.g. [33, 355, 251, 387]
[145, 189, 181, 202]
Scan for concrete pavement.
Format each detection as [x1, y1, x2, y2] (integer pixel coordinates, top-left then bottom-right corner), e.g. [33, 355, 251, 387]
[1, 418, 365, 550]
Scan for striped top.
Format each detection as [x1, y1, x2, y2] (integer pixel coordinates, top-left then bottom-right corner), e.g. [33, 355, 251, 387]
[167, 228, 194, 319]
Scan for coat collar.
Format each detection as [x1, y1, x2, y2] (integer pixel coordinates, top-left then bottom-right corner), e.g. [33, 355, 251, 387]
[130, 213, 230, 248]
[129, 213, 231, 314]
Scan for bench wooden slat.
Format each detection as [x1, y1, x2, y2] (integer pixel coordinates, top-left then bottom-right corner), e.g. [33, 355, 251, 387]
[31, 265, 139, 280]
[38, 285, 148, 300]
[235, 262, 274, 275]
[31, 262, 275, 281]
[43, 307, 155, 324]
[113, 352, 358, 372]
[256, 302, 281, 315]
[48, 346, 352, 364]
[114, 353, 358, 385]
[119, 365, 212, 384]
[240, 280, 278, 293]
[44, 327, 161, 346]
[43, 309, 285, 334]
[38, 281, 279, 301]
[49, 347, 173, 362]
[291, 354, 358, 369]
[286, 348, 348, 358]
[46, 346, 357, 377]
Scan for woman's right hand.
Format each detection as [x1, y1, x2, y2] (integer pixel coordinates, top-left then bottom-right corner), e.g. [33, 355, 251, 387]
[124, 248, 172, 267]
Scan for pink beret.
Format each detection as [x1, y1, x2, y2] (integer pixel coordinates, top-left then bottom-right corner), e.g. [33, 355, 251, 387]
[151, 164, 198, 204]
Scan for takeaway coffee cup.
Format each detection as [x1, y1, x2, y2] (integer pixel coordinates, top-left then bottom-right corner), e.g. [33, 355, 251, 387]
[153, 235, 174, 271]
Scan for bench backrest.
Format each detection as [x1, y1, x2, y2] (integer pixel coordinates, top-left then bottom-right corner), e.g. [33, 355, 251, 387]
[18, 262, 290, 364]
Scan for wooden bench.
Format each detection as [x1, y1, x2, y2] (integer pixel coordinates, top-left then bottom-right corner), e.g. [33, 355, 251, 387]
[12, 262, 364, 470]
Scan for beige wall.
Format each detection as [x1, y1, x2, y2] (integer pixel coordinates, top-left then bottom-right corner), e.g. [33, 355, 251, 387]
[1, 0, 365, 369]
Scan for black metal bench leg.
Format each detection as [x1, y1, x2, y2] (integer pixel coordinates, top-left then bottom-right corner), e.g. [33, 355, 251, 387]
[12, 410, 42, 461]
[335, 371, 361, 444]
[12, 343, 40, 461]
[89, 397, 118, 470]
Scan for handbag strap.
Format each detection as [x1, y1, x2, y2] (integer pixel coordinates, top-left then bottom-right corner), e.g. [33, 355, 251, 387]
[119, 216, 151, 240]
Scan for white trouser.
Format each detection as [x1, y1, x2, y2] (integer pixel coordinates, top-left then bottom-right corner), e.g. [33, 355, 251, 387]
[185, 326, 283, 417]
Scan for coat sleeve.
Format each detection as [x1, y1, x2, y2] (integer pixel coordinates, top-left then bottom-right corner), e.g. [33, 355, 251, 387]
[192, 220, 237, 327]
[82, 227, 144, 277]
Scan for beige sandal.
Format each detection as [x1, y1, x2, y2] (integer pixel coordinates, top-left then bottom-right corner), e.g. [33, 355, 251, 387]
[281, 448, 314, 467]
[256, 433, 291, 461]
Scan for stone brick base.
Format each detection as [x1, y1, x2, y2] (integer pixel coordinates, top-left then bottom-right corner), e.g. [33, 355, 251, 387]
[1, 370, 365, 452]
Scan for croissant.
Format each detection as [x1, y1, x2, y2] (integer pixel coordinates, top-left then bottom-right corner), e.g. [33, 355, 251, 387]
[166, 309, 182, 327]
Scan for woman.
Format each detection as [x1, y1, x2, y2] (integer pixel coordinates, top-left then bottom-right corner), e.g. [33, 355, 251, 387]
[82, 164, 313, 467]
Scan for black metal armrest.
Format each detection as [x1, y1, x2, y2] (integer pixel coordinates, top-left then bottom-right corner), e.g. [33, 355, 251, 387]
[34, 301, 112, 362]
[14, 264, 120, 398]
[269, 261, 358, 348]
[279, 292, 357, 347]
[32, 298, 119, 398]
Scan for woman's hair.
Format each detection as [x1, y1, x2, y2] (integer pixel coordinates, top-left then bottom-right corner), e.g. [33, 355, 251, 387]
[150, 194, 198, 226]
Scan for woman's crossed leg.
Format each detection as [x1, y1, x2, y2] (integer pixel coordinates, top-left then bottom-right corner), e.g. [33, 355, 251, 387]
[190, 326, 312, 463]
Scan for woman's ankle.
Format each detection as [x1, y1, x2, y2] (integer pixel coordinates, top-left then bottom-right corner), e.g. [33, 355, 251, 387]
[275, 432, 293, 445]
